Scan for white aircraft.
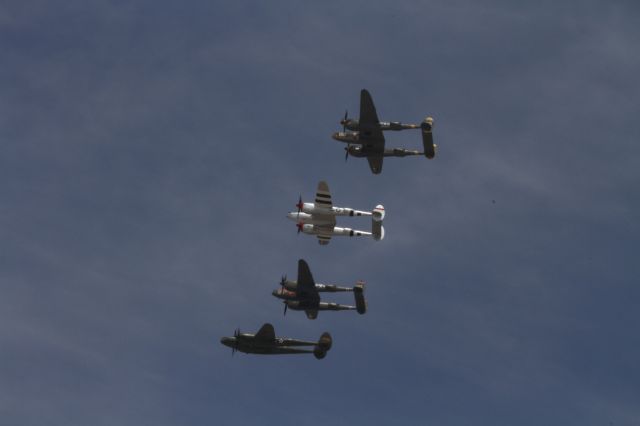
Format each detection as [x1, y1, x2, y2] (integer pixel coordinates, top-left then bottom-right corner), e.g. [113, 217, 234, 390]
[287, 181, 385, 245]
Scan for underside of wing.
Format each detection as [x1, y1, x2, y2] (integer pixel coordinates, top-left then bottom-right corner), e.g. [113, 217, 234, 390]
[297, 259, 319, 299]
[254, 323, 275, 342]
[359, 89, 385, 151]
[360, 89, 380, 125]
[367, 155, 384, 174]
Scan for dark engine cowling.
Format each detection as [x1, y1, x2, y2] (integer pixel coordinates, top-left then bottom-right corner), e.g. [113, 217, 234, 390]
[285, 300, 300, 309]
[389, 121, 403, 130]
[283, 280, 297, 291]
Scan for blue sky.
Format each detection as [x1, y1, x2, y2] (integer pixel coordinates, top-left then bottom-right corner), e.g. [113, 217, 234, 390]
[1, 1, 639, 425]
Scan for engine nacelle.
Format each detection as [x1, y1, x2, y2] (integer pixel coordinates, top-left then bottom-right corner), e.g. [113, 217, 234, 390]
[285, 300, 300, 309]
[372, 205, 385, 222]
[301, 224, 315, 234]
[331, 132, 360, 143]
[283, 280, 297, 291]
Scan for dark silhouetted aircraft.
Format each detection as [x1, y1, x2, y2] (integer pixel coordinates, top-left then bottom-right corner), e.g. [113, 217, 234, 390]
[332, 89, 436, 174]
[273, 259, 367, 319]
[221, 323, 332, 359]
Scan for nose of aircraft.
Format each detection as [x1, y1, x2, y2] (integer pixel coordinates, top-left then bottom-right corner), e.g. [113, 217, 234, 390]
[220, 337, 232, 347]
[286, 212, 296, 221]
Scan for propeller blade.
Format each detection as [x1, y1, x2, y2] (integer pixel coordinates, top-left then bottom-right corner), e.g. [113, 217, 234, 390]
[296, 195, 303, 219]
[343, 109, 348, 132]
[345, 146, 350, 162]
[296, 222, 303, 234]
[283, 302, 288, 316]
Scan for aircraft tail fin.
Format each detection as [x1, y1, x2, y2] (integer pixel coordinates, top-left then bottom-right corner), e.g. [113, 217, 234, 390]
[372, 205, 385, 241]
[354, 281, 367, 314]
[372, 205, 385, 222]
[314, 332, 332, 359]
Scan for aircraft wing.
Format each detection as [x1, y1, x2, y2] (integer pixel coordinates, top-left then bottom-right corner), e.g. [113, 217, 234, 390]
[313, 181, 336, 239]
[360, 89, 381, 126]
[359, 90, 385, 173]
[297, 259, 320, 300]
[315, 181, 333, 210]
[254, 323, 276, 342]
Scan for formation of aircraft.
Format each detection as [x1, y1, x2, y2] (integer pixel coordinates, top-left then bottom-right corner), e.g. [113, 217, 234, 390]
[286, 180, 385, 245]
[221, 323, 332, 359]
[273, 259, 367, 319]
[222, 89, 437, 359]
[332, 89, 436, 174]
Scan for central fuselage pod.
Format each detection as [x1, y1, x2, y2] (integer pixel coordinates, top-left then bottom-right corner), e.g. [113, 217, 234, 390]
[286, 203, 372, 225]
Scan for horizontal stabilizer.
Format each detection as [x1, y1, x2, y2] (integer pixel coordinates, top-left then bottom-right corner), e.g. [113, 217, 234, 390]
[421, 117, 436, 159]
[354, 281, 367, 314]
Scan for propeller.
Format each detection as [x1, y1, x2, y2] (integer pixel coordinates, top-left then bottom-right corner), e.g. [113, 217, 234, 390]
[341, 110, 353, 161]
[280, 275, 287, 288]
[296, 222, 304, 234]
[296, 195, 303, 219]
[232, 328, 240, 356]
[283, 301, 288, 316]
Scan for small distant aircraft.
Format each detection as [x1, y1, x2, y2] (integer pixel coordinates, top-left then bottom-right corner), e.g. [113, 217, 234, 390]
[286, 180, 385, 245]
[273, 259, 367, 319]
[332, 89, 436, 174]
[221, 323, 333, 359]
